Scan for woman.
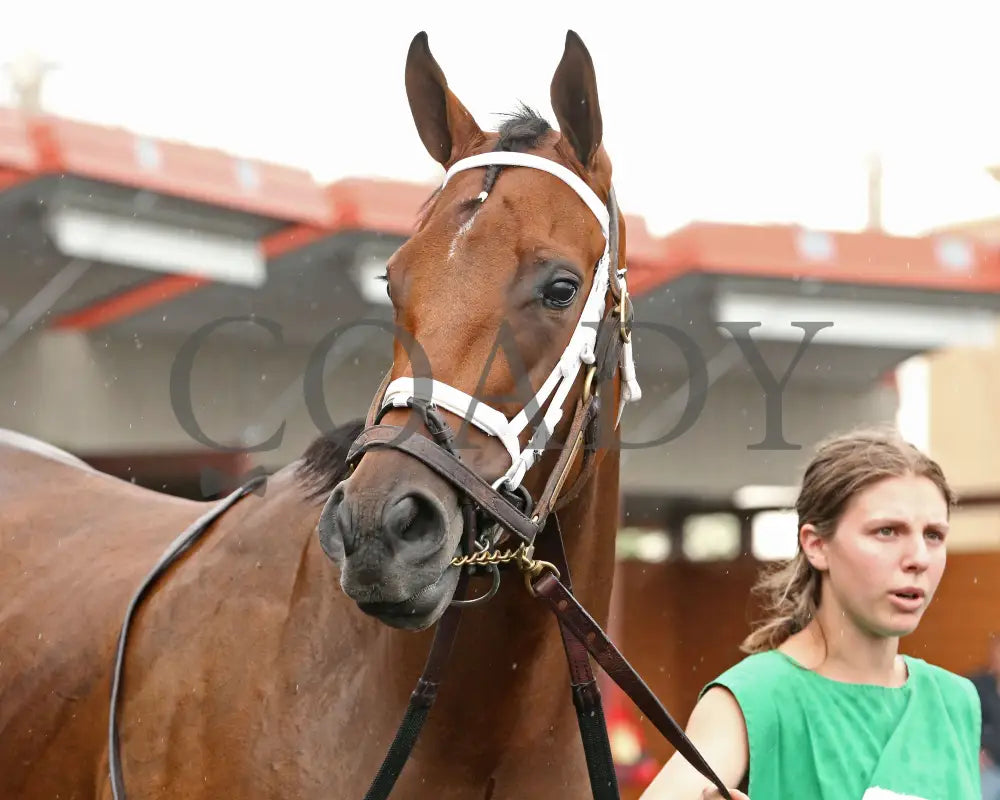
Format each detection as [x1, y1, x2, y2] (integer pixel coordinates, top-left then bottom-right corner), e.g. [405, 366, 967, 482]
[641, 426, 982, 799]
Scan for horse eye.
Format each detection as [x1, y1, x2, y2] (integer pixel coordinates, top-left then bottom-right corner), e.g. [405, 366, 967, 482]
[542, 278, 579, 309]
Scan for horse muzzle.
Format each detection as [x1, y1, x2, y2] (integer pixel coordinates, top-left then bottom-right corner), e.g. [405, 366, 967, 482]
[318, 476, 464, 629]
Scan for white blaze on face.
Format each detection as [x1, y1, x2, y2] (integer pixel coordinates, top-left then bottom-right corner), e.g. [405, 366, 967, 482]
[448, 211, 479, 262]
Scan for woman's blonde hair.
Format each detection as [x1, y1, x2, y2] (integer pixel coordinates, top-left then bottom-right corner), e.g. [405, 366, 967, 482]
[740, 424, 955, 654]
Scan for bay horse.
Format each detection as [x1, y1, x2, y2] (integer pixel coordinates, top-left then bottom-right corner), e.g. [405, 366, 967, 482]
[0, 31, 729, 800]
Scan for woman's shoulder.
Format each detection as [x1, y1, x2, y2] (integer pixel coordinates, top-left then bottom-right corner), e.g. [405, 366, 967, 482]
[904, 656, 983, 757]
[906, 655, 982, 710]
[701, 649, 800, 700]
[698, 650, 806, 774]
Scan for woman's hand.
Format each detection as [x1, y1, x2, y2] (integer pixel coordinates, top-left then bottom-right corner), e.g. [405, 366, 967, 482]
[701, 789, 749, 799]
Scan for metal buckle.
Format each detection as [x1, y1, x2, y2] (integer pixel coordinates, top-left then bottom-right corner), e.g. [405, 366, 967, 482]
[619, 283, 632, 343]
[582, 365, 597, 402]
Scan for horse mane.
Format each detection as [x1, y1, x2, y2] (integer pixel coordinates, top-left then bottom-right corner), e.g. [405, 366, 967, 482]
[416, 104, 553, 228]
[295, 418, 367, 502]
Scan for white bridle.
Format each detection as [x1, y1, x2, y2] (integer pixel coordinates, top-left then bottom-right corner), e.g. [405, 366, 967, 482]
[377, 151, 642, 491]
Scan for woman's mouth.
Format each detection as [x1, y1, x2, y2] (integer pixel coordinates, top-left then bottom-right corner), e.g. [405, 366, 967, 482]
[888, 588, 925, 612]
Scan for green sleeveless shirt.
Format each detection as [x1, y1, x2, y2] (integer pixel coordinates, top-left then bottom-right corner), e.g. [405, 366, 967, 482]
[702, 650, 982, 799]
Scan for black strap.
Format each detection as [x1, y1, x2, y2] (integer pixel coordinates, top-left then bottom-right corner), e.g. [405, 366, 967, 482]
[362, 570, 469, 799]
[535, 517, 619, 799]
[109, 476, 266, 800]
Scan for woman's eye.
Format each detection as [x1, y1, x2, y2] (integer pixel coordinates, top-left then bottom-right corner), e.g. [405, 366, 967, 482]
[542, 278, 579, 309]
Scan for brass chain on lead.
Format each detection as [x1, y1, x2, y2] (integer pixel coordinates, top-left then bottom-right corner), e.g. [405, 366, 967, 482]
[449, 542, 559, 595]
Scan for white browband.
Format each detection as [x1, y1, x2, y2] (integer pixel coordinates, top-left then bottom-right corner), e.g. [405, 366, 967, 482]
[379, 151, 641, 491]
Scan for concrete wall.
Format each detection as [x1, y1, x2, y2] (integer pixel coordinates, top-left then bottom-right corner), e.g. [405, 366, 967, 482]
[619, 373, 898, 498]
[0, 324, 900, 501]
[5, 322, 996, 550]
[0, 327, 392, 469]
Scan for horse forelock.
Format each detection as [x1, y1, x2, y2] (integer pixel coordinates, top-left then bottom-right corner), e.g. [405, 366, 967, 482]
[415, 104, 556, 232]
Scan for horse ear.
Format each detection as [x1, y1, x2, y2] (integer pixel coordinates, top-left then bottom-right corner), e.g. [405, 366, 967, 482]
[550, 30, 603, 169]
[405, 31, 483, 166]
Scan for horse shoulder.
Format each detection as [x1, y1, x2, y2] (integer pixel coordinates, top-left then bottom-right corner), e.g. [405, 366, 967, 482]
[0, 443, 211, 797]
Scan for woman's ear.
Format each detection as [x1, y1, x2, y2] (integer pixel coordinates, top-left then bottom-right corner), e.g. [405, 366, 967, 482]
[800, 524, 829, 572]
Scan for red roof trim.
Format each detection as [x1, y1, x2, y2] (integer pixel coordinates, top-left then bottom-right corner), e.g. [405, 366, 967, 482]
[0, 109, 330, 225]
[628, 222, 1000, 295]
[51, 223, 329, 331]
[1, 107, 996, 332]
[50, 274, 210, 331]
[0, 167, 32, 193]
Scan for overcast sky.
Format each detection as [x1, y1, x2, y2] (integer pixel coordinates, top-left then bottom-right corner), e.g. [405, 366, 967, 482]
[4, 0, 1000, 236]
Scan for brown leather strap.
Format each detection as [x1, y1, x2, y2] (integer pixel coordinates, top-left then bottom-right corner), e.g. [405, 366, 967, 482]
[534, 516, 599, 687]
[594, 310, 625, 388]
[552, 392, 605, 513]
[109, 478, 267, 800]
[366, 370, 393, 427]
[606, 186, 623, 304]
[531, 396, 598, 523]
[530, 571, 733, 800]
[348, 425, 541, 545]
[412, 569, 469, 696]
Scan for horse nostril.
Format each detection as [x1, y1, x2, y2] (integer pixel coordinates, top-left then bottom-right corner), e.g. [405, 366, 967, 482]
[328, 484, 345, 509]
[382, 492, 442, 543]
[319, 484, 356, 558]
[338, 503, 357, 556]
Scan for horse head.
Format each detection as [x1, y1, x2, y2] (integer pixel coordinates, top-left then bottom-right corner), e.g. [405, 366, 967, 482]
[318, 30, 639, 631]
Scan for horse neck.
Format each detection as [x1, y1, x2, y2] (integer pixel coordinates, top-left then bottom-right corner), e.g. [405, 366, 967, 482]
[380, 443, 621, 776]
